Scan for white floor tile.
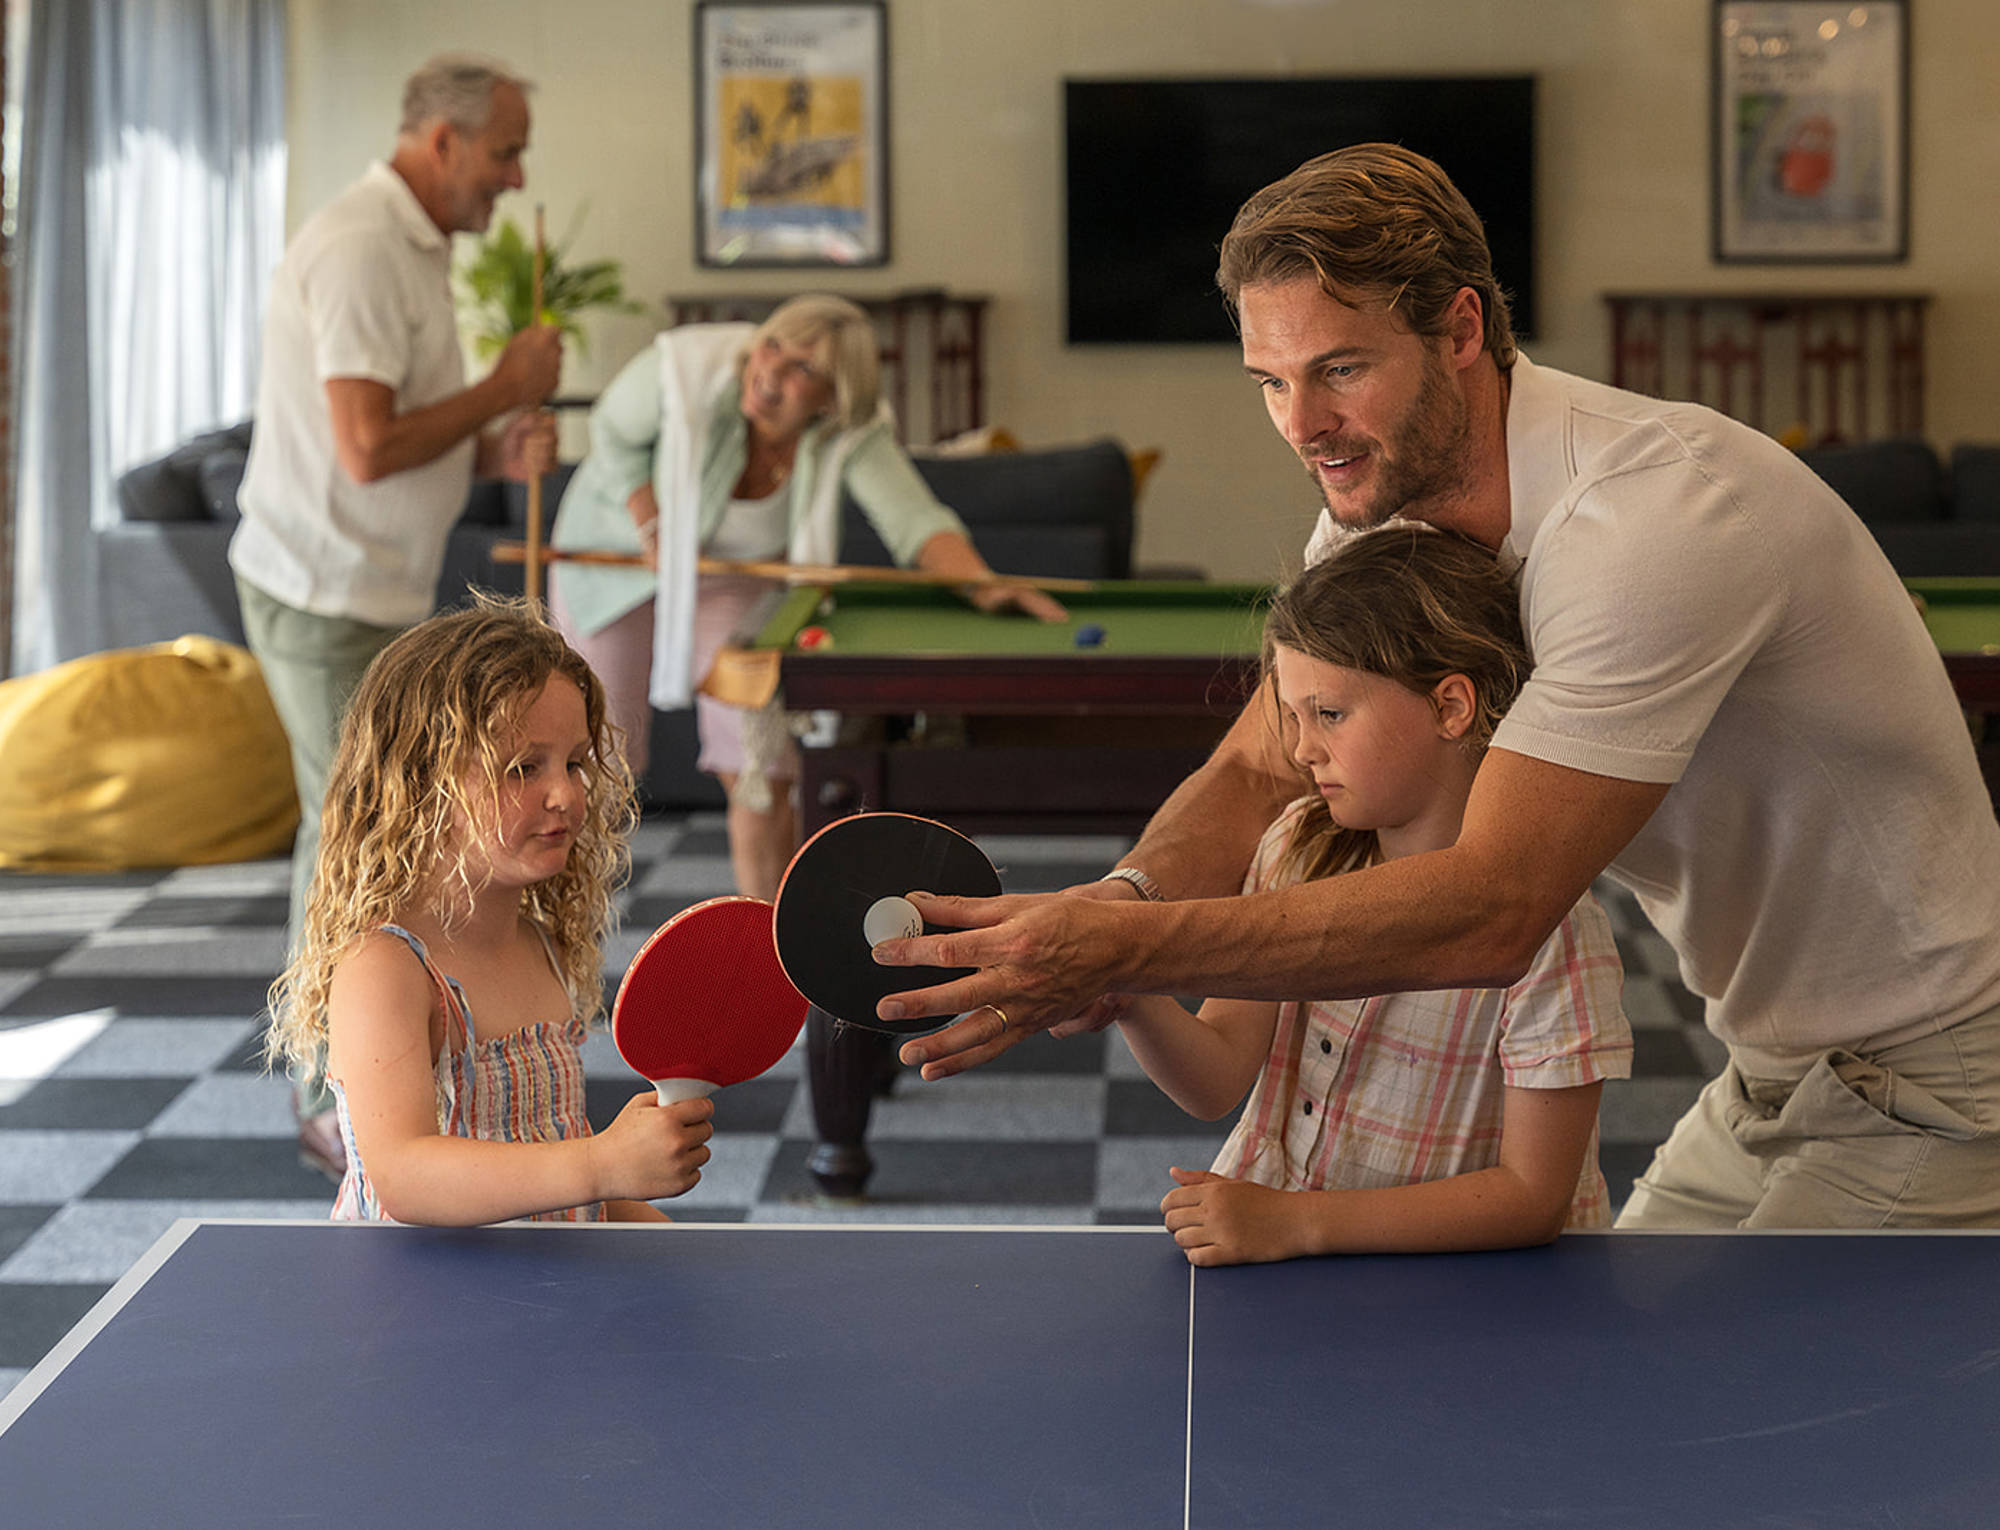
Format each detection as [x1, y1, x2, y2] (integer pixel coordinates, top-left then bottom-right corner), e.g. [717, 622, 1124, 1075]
[821, 1075, 1105, 1140]
[51, 1020, 257, 1078]
[0, 886, 152, 934]
[746, 1200, 1098, 1225]
[1095, 1137, 1226, 1207]
[1599, 1077, 1710, 1141]
[144, 1074, 297, 1138]
[157, 860, 291, 895]
[629, 855, 739, 895]
[671, 1133, 781, 1210]
[0, 1131, 139, 1204]
[0, 1200, 331, 1283]
[55, 928, 287, 976]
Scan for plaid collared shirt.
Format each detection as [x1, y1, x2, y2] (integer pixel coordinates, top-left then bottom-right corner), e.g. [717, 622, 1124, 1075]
[1212, 800, 1634, 1228]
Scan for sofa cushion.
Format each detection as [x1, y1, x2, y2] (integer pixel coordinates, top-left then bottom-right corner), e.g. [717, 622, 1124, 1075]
[1797, 439, 1948, 523]
[115, 420, 254, 523]
[1950, 444, 2000, 524]
[196, 448, 247, 522]
[838, 438, 1134, 579]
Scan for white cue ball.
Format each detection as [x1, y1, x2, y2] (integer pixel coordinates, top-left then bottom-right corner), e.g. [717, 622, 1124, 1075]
[863, 895, 923, 948]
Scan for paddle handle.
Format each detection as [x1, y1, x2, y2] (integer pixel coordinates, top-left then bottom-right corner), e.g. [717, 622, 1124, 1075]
[654, 1078, 719, 1106]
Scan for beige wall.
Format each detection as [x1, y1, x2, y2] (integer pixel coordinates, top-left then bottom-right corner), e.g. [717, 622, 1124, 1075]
[286, 0, 2000, 581]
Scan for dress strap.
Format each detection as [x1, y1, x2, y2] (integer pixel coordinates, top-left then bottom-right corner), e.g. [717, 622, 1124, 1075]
[377, 923, 475, 1057]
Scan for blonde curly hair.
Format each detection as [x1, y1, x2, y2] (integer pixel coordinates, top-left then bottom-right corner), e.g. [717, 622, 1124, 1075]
[263, 595, 636, 1072]
[1263, 524, 1528, 885]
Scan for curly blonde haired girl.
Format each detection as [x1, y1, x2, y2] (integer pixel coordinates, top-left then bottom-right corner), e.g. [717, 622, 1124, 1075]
[266, 595, 711, 1224]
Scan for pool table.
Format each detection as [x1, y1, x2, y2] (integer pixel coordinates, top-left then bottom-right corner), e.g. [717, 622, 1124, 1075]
[751, 580, 1266, 1198]
[752, 574, 2000, 1200]
[1909, 577, 2000, 709]
[752, 580, 1271, 837]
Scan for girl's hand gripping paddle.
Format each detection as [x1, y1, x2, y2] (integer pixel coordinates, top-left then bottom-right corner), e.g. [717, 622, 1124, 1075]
[612, 896, 809, 1104]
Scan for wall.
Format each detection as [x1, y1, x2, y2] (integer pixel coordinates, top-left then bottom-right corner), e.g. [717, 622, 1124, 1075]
[285, 0, 2000, 581]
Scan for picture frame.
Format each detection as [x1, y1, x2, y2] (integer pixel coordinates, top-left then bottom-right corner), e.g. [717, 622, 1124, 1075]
[1712, 1, 1909, 262]
[694, 0, 890, 267]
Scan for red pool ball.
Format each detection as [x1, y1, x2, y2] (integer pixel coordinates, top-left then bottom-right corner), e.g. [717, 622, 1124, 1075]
[796, 625, 832, 651]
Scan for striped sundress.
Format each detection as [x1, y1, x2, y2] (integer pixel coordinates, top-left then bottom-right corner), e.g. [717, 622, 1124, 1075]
[330, 923, 604, 1222]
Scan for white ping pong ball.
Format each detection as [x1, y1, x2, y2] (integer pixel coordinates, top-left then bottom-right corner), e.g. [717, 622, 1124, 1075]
[864, 895, 923, 948]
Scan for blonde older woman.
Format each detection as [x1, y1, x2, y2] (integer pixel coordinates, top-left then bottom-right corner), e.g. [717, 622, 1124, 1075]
[549, 295, 1062, 898]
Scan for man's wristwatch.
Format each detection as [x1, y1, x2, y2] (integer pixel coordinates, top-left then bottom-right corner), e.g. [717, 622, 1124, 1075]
[1099, 866, 1164, 902]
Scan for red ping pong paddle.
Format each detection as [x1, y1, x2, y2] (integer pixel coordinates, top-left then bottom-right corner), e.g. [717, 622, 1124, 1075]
[612, 896, 810, 1104]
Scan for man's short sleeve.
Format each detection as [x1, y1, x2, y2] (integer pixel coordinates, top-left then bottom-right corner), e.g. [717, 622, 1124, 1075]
[296, 230, 413, 389]
[1495, 448, 1785, 784]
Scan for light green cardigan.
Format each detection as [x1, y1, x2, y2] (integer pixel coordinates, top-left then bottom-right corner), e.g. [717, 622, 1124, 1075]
[547, 325, 967, 646]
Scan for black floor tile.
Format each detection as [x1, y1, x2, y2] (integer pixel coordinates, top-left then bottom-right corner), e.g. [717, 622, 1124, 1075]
[623, 896, 704, 930]
[582, 1076, 795, 1135]
[1599, 1140, 1660, 1211]
[0, 1078, 191, 1131]
[1663, 983, 1708, 1028]
[0, 1283, 113, 1369]
[1105, 1079, 1236, 1138]
[1631, 1026, 1703, 1075]
[83, 1138, 335, 1201]
[670, 825, 731, 857]
[979, 1030, 1108, 1077]
[215, 1029, 279, 1073]
[0, 1206, 59, 1265]
[760, 1138, 1098, 1206]
[0, 975, 274, 1018]
[115, 895, 289, 929]
[990, 862, 1115, 894]
[0, 937, 82, 970]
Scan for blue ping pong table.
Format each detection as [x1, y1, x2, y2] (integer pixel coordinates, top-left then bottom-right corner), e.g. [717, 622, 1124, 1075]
[2, 1220, 1996, 1528]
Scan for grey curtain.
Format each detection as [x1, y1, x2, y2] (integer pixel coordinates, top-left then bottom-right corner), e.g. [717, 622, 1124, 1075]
[10, 0, 285, 672]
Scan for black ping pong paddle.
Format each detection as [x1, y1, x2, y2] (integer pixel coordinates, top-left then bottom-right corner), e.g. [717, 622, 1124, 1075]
[771, 812, 1003, 1035]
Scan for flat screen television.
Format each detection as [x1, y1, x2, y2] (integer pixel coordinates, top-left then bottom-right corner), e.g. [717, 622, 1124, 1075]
[1064, 76, 1536, 345]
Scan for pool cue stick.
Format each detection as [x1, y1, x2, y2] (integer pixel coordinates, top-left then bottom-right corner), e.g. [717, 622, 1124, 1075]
[523, 205, 547, 603]
[490, 542, 1096, 594]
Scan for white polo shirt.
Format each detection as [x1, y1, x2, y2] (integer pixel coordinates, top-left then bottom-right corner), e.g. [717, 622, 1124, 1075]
[231, 161, 476, 627]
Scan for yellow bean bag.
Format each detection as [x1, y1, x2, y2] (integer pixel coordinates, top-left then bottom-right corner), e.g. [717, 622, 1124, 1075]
[0, 636, 298, 872]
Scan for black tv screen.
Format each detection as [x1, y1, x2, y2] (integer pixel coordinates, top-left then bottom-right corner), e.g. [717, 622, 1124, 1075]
[1065, 76, 1536, 344]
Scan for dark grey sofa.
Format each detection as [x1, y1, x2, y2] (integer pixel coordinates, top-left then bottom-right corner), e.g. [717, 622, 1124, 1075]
[1797, 439, 2000, 576]
[104, 424, 1142, 808]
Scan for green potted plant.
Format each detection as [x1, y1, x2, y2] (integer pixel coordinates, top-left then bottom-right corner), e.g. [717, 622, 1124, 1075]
[455, 212, 643, 359]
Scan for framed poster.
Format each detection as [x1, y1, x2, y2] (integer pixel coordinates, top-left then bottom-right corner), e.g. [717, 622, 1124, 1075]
[695, 1, 889, 267]
[1713, 1, 1908, 262]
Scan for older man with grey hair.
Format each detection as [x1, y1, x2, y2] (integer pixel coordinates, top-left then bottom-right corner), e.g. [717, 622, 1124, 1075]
[231, 53, 564, 1176]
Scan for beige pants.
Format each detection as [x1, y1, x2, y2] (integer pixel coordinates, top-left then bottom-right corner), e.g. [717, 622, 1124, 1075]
[1617, 1001, 2000, 1228]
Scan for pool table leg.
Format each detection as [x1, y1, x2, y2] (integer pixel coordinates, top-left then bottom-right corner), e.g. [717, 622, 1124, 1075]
[805, 1007, 890, 1200]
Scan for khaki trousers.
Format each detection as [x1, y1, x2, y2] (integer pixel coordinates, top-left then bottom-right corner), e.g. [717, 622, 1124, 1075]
[234, 575, 402, 1113]
[1617, 1000, 2000, 1228]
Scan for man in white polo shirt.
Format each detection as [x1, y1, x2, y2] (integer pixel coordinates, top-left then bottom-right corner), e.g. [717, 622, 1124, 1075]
[231, 53, 561, 1172]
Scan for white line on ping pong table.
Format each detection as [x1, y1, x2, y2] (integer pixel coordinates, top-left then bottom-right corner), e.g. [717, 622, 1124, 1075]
[1183, 1263, 1196, 1530]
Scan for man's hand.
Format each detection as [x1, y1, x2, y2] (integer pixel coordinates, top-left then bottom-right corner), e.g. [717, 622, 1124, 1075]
[492, 322, 563, 407]
[494, 409, 558, 482]
[1160, 1168, 1302, 1266]
[882, 888, 1144, 1079]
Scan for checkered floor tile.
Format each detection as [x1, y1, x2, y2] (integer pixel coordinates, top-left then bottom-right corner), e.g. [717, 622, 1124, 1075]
[0, 813, 1715, 1399]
